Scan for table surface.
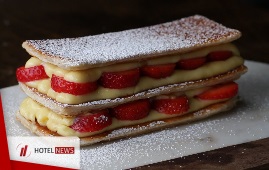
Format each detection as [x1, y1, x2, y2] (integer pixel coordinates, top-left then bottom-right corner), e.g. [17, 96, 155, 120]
[1, 0, 269, 169]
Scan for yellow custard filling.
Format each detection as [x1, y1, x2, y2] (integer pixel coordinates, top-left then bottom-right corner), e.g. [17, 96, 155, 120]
[19, 87, 227, 138]
[23, 43, 243, 104]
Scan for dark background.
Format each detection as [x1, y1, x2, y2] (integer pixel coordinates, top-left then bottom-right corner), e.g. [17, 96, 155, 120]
[1, 0, 269, 169]
[1, 0, 269, 88]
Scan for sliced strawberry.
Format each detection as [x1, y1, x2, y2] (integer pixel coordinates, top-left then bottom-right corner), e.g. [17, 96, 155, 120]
[99, 68, 140, 89]
[51, 74, 98, 95]
[110, 99, 150, 120]
[196, 82, 238, 100]
[141, 63, 176, 79]
[207, 51, 233, 61]
[178, 57, 206, 70]
[70, 110, 112, 133]
[153, 95, 189, 114]
[16, 65, 49, 82]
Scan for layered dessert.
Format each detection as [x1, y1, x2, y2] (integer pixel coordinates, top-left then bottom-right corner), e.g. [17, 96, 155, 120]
[16, 15, 247, 145]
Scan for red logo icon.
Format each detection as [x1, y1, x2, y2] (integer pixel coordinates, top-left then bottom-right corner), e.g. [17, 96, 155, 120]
[17, 144, 31, 157]
[20, 145, 28, 157]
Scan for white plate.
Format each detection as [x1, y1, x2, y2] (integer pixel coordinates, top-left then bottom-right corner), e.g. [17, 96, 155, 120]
[2, 60, 269, 169]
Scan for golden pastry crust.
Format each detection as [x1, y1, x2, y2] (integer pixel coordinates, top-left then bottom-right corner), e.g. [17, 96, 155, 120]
[22, 15, 241, 70]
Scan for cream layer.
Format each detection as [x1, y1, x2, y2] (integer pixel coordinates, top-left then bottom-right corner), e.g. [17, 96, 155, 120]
[25, 55, 243, 104]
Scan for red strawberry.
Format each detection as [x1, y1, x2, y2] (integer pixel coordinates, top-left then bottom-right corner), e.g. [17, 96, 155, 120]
[16, 65, 49, 82]
[153, 95, 189, 114]
[51, 74, 98, 95]
[178, 57, 206, 70]
[70, 110, 112, 133]
[110, 99, 150, 120]
[99, 68, 140, 89]
[141, 63, 176, 79]
[196, 82, 238, 100]
[207, 51, 233, 61]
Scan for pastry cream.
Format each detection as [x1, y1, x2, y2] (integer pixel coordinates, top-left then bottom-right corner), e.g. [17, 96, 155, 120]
[23, 43, 243, 104]
[19, 87, 228, 137]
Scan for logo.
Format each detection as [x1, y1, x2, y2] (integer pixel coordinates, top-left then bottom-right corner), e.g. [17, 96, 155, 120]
[17, 144, 31, 157]
[20, 145, 28, 156]
[16, 143, 75, 157]
[9, 137, 80, 169]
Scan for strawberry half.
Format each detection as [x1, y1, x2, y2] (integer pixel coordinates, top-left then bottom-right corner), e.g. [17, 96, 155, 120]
[99, 68, 140, 89]
[70, 110, 112, 133]
[141, 63, 176, 79]
[110, 99, 150, 120]
[178, 57, 206, 70]
[16, 65, 49, 82]
[153, 95, 189, 114]
[51, 74, 98, 95]
[207, 51, 233, 61]
[196, 82, 238, 100]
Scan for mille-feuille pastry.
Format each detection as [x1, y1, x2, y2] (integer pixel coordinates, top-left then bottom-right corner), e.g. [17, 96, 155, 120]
[16, 15, 247, 146]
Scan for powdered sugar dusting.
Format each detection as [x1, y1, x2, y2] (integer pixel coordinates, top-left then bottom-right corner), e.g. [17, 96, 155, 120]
[107, 121, 165, 138]
[25, 15, 240, 70]
[93, 114, 109, 124]
[82, 122, 219, 169]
